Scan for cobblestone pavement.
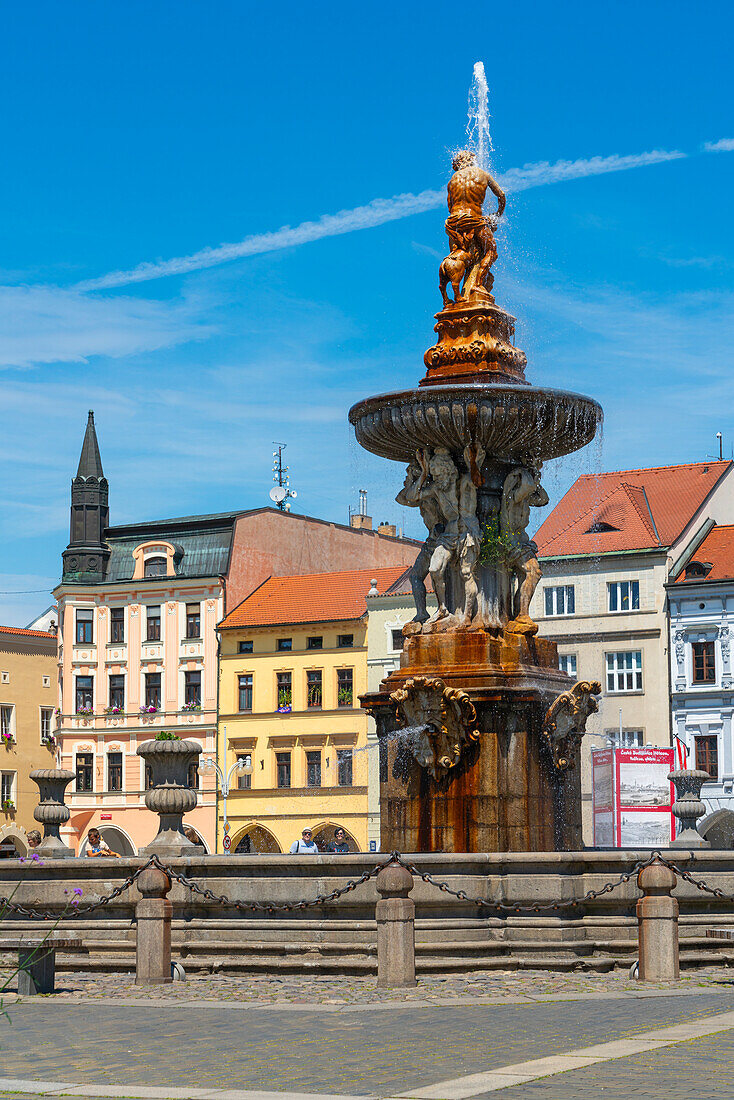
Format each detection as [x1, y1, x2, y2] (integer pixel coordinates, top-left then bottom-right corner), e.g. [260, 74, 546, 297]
[470, 1030, 734, 1098]
[1, 990, 733, 1095]
[3, 965, 734, 1003]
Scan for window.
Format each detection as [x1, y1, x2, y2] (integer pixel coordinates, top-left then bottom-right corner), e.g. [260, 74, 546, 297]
[558, 654, 577, 678]
[76, 608, 93, 644]
[75, 675, 93, 712]
[307, 670, 322, 708]
[145, 764, 154, 790]
[75, 752, 94, 792]
[608, 580, 640, 613]
[110, 607, 125, 643]
[40, 707, 54, 741]
[606, 651, 643, 693]
[238, 640, 254, 654]
[238, 674, 253, 712]
[692, 641, 716, 684]
[184, 670, 201, 707]
[109, 675, 125, 711]
[144, 556, 167, 578]
[145, 672, 161, 710]
[544, 585, 575, 616]
[276, 751, 291, 788]
[185, 603, 201, 639]
[146, 606, 161, 641]
[1, 771, 14, 806]
[0, 706, 13, 739]
[337, 749, 353, 787]
[276, 671, 292, 710]
[608, 729, 644, 749]
[391, 629, 404, 651]
[307, 636, 323, 650]
[237, 753, 252, 790]
[277, 638, 292, 652]
[107, 751, 122, 791]
[337, 634, 354, 648]
[695, 735, 718, 780]
[337, 668, 353, 707]
[306, 750, 322, 788]
[187, 761, 199, 789]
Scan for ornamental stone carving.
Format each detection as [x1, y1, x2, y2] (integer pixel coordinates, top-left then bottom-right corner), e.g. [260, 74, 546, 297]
[541, 680, 601, 771]
[389, 676, 480, 779]
[137, 737, 203, 856]
[30, 768, 76, 859]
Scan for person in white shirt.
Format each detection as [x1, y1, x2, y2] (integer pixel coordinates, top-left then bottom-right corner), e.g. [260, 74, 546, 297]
[290, 828, 318, 854]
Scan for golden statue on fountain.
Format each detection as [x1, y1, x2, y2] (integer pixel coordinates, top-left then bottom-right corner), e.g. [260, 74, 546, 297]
[440, 149, 506, 306]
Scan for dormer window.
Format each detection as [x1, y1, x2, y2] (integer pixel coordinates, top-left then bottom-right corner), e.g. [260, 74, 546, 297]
[587, 521, 618, 534]
[144, 556, 167, 578]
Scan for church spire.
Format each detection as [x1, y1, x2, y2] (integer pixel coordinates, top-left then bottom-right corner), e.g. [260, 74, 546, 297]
[61, 410, 110, 583]
[76, 410, 104, 480]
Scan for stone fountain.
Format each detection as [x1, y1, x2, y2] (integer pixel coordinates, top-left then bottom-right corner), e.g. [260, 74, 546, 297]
[352, 143, 602, 853]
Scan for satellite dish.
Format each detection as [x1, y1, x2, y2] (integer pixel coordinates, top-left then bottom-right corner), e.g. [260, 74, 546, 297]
[290, 490, 297, 499]
[270, 486, 287, 503]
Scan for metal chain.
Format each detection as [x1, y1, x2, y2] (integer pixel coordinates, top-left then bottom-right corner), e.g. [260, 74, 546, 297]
[145, 853, 399, 913]
[2, 849, 733, 922]
[392, 852, 661, 912]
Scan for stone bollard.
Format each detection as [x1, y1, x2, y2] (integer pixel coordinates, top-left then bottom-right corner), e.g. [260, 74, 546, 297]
[636, 859, 679, 982]
[135, 866, 173, 985]
[375, 863, 416, 988]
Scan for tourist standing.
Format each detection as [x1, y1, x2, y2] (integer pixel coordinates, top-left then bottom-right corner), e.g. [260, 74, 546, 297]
[326, 828, 350, 853]
[289, 828, 318, 854]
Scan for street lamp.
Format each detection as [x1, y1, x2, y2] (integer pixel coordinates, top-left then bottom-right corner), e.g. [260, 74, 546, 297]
[200, 754, 251, 854]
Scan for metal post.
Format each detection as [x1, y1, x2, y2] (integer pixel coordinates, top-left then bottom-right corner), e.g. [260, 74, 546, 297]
[375, 863, 416, 988]
[636, 859, 679, 982]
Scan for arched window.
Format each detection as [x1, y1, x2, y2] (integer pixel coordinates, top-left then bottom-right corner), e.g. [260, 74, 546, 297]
[233, 824, 281, 854]
[144, 557, 167, 578]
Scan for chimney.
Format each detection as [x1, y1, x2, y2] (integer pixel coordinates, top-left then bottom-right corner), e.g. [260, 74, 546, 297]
[350, 488, 372, 529]
[377, 521, 396, 537]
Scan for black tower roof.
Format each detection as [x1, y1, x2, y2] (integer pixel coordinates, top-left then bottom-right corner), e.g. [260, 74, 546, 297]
[76, 410, 105, 480]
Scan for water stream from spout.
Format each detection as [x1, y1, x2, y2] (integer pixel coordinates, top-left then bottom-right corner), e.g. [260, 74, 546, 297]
[466, 60, 493, 169]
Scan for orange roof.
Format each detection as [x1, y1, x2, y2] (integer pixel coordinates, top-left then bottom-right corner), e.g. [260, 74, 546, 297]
[675, 524, 734, 583]
[535, 461, 732, 558]
[0, 624, 56, 639]
[219, 565, 410, 629]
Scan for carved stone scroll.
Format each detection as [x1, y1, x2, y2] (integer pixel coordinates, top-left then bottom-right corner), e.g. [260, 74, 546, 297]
[389, 676, 480, 780]
[541, 680, 601, 771]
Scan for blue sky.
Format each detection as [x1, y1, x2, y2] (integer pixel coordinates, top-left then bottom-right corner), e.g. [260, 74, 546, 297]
[1, 0, 733, 625]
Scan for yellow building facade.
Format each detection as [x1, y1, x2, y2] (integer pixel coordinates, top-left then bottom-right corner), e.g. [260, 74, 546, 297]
[216, 566, 407, 853]
[0, 625, 58, 853]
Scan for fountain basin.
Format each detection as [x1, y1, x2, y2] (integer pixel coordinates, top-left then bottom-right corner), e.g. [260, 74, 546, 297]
[349, 383, 602, 464]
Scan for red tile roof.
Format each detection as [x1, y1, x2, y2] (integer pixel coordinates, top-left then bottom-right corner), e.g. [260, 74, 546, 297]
[219, 566, 410, 629]
[0, 624, 56, 639]
[535, 461, 732, 558]
[675, 524, 734, 583]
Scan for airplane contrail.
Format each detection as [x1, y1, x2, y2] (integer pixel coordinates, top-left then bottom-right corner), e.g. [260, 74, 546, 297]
[75, 144, 709, 292]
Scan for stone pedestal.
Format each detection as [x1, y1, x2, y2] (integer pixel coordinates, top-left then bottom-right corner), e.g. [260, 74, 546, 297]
[364, 632, 580, 852]
[669, 769, 712, 849]
[422, 301, 528, 387]
[375, 864, 416, 988]
[135, 866, 172, 985]
[637, 861, 679, 982]
[136, 739, 204, 857]
[29, 769, 76, 859]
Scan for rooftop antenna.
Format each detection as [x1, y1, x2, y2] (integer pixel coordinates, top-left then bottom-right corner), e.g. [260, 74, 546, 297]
[705, 433, 724, 463]
[270, 443, 298, 512]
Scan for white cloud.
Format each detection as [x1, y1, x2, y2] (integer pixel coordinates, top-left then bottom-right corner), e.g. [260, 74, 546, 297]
[75, 146, 693, 291]
[704, 138, 734, 153]
[0, 285, 212, 369]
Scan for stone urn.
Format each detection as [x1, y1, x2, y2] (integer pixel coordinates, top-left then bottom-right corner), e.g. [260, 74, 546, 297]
[668, 768, 712, 849]
[30, 768, 76, 859]
[137, 737, 203, 856]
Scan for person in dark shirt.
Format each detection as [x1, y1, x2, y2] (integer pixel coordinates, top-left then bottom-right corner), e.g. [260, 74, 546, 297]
[326, 828, 350, 854]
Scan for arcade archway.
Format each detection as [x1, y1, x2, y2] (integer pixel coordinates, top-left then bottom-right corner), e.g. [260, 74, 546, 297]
[232, 823, 282, 854]
[312, 823, 359, 852]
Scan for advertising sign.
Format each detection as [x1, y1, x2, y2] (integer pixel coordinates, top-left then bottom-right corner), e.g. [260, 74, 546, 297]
[592, 746, 674, 847]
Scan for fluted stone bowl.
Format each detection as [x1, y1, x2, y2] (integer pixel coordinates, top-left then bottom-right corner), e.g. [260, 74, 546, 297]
[349, 383, 602, 464]
[137, 738, 202, 855]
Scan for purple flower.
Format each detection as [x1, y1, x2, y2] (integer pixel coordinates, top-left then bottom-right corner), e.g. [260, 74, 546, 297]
[73, 887, 83, 895]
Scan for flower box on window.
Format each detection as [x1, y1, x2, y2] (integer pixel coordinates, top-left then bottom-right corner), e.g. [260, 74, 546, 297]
[1, 799, 15, 813]
[105, 706, 124, 715]
[1, 732, 15, 746]
[76, 705, 94, 716]
[42, 733, 57, 748]
[140, 705, 159, 714]
[181, 701, 201, 712]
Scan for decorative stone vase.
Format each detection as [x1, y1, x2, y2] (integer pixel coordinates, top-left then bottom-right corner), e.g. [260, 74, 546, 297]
[30, 768, 76, 859]
[137, 738, 203, 856]
[668, 768, 712, 849]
